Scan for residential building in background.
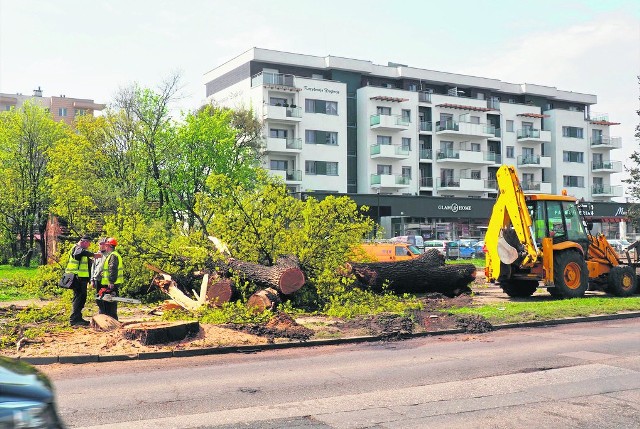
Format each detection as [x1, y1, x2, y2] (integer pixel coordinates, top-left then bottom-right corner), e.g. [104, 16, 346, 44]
[204, 48, 626, 239]
[0, 86, 105, 126]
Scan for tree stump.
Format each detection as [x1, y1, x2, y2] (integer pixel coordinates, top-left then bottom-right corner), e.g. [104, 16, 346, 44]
[91, 314, 122, 331]
[247, 288, 281, 313]
[122, 321, 200, 346]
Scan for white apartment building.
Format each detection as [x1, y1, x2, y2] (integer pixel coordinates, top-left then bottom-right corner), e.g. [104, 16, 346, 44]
[204, 48, 622, 202]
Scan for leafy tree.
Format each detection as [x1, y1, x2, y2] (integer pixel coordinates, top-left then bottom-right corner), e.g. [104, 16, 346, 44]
[0, 102, 67, 265]
[624, 76, 640, 224]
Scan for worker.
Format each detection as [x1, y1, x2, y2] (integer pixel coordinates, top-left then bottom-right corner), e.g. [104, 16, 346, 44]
[65, 235, 95, 326]
[89, 237, 108, 290]
[97, 237, 124, 320]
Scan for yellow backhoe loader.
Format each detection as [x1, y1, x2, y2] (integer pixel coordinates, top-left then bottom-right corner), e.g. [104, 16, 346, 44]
[485, 165, 638, 298]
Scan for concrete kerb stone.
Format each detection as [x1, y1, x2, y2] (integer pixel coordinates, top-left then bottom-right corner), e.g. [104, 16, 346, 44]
[24, 311, 640, 365]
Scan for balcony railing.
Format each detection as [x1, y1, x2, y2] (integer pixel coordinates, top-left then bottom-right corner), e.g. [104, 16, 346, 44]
[419, 148, 433, 160]
[251, 71, 295, 88]
[491, 153, 502, 164]
[439, 178, 461, 188]
[590, 136, 622, 148]
[285, 170, 302, 181]
[485, 179, 498, 190]
[517, 128, 541, 139]
[437, 149, 460, 160]
[592, 161, 622, 172]
[517, 155, 541, 166]
[436, 120, 459, 132]
[285, 138, 302, 150]
[592, 185, 623, 196]
[370, 114, 410, 127]
[265, 137, 302, 152]
[370, 174, 410, 186]
[492, 128, 502, 138]
[419, 121, 432, 132]
[370, 144, 410, 157]
[436, 120, 495, 135]
[487, 99, 500, 110]
[420, 176, 433, 187]
[521, 181, 541, 191]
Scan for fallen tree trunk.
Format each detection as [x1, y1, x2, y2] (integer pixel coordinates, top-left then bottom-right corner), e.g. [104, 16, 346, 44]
[347, 249, 476, 297]
[222, 256, 305, 295]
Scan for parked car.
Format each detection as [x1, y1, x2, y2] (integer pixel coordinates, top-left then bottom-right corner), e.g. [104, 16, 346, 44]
[473, 240, 486, 258]
[458, 241, 478, 259]
[424, 240, 460, 260]
[390, 235, 424, 249]
[0, 356, 65, 428]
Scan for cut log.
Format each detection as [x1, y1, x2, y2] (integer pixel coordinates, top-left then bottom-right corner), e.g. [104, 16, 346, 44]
[204, 276, 235, 306]
[122, 321, 200, 345]
[348, 249, 476, 297]
[247, 288, 281, 313]
[91, 314, 122, 331]
[222, 256, 305, 295]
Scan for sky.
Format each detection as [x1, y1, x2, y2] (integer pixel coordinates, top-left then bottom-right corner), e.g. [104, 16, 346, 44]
[1, 0, 639, 194]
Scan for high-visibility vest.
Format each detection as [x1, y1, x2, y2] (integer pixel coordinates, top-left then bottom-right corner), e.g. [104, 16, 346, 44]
[100, 251, 124, 285]
[65, 247, 90, 278]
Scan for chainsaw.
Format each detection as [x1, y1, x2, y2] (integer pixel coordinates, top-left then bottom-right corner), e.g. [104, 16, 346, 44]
[96, 293, 141, 304]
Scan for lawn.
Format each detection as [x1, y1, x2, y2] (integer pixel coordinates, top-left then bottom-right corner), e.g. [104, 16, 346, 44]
[0, 264, 39, 301]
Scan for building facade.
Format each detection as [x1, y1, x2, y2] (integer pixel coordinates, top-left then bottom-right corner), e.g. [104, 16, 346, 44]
[204, 48, 626, 239]
[0, 86, 105, 126]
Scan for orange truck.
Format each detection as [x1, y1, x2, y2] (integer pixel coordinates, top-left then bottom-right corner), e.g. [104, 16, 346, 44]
[360, 242, 423, 262]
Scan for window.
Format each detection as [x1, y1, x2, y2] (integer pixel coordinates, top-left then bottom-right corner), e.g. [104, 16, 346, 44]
[305, 99, 338, 115]
[506, 146, 515, 158]
[311, 73, 323, 79]
[305, 161, 338, 176]
[522, 121, 533, 131]
[305, 130, 338, 145]
[563, 151, 584, 163]
[471, 170, 481, 180]
[401, 109, 411, 122]
[470, 116, 480, 124]
[58, 107, 67, 117]
[377, 106, 391, 116]
[270, 128, 288, 138]
[470, 143, 481, 152]
[563, 175, 584, 188]
[523, 173, 534, 184]
[408, 84, 417, 92]
[401, 137, 411, 151]
[402, 166, 412, 179]
[506, 120, 514, 132]
[75, 108, 87, 116]
[562, 126, 584, 138]
[270, 160, 288, 171]
[270, 97, 287, 106]
[377, 164, 392, 175]
[377, 135, 392, 145]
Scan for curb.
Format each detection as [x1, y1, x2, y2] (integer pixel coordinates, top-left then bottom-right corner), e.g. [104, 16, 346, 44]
[18, 311, 640, 365]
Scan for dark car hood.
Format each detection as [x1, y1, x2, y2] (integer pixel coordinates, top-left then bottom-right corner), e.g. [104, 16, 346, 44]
[0, 356, 53, 402]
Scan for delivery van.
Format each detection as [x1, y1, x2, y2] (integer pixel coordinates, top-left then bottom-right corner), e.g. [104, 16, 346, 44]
[360, 242, 422, 262]
[390, 235, 424, 249]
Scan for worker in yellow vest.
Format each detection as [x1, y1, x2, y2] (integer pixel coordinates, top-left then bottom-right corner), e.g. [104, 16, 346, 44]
[96, 237, 124, 320]
[65, 235, 95, 326]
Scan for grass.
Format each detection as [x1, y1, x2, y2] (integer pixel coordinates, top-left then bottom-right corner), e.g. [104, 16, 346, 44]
[447, 257, 485, 267]
[448, 296, 640, 324]
[0, 264, 40, 301]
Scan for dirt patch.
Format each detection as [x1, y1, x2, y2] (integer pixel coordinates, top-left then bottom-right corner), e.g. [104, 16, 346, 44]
[223, 312, 314, 343]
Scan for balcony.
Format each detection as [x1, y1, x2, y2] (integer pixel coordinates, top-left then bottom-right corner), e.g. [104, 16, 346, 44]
[270, 169, 302, 183]
[436, 149, 497, 165]
[419, 148, 433, 161]
[592, 160, 622, 173]
[371, 174, 411, 189]
[370, 114, 410, 131]
[264, 105, 303, 122]
[517, 155, 551, 168]
[516, 128, 551, 143]
[485, 179, 498, 190]
[437, 177, 488, 192]
[419, 121, 432, 132]
[487, 99, 500, 110]
[491, 128, 502, 138]
[521, 181, 552, 194]
[265, 137, 302, 153]
[435, 120, 495, 139]
[251, 71, 296, 89]
[592, 185, 623, 197]
[370, 144, 410, 159]
[590, 136, 622, 149]
[419, 176, 433, 188]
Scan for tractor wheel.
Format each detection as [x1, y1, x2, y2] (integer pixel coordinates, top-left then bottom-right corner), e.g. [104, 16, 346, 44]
[501, 280, 539, 298]
[553, 250, 588, 298]
[607, 266, 637, 297]
[547, 287, 562, 297]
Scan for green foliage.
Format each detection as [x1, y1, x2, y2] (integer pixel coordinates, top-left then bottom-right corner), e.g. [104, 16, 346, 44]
[0, 301, 69, 349]
[324, 288, 423, 319]
[161, 301, 272, 325]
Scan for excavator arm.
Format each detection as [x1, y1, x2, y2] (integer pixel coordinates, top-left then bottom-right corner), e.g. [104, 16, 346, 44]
[485, 165, 540, 281]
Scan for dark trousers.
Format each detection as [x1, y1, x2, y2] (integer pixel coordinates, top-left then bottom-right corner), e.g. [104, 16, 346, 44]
[97, 286, 119, 320]
[70, 277, 89, 323]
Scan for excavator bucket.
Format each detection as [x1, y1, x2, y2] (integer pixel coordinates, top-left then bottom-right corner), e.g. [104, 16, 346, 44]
[497, 231, 518, 264]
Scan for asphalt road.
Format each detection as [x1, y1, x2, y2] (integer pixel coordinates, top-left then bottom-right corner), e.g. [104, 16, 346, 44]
[44, 318, 640, 429]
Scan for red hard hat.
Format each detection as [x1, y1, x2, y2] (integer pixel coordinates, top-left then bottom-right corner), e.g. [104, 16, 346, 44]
[105, 237, 118, 247]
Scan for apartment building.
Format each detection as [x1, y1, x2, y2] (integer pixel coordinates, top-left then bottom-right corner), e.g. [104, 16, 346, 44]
[0, 86, 105, 126]
[204, 48, 626, 238]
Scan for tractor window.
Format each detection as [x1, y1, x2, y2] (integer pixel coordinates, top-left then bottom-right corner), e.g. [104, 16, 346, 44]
[563, 201, 588, 241]
[546, 201, 566, 240]
[529, 201, 547, 241]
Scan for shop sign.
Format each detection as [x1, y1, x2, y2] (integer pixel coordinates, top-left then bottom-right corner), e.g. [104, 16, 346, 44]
[437, 203, 472, 213]
[303, 86, 340, 95]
